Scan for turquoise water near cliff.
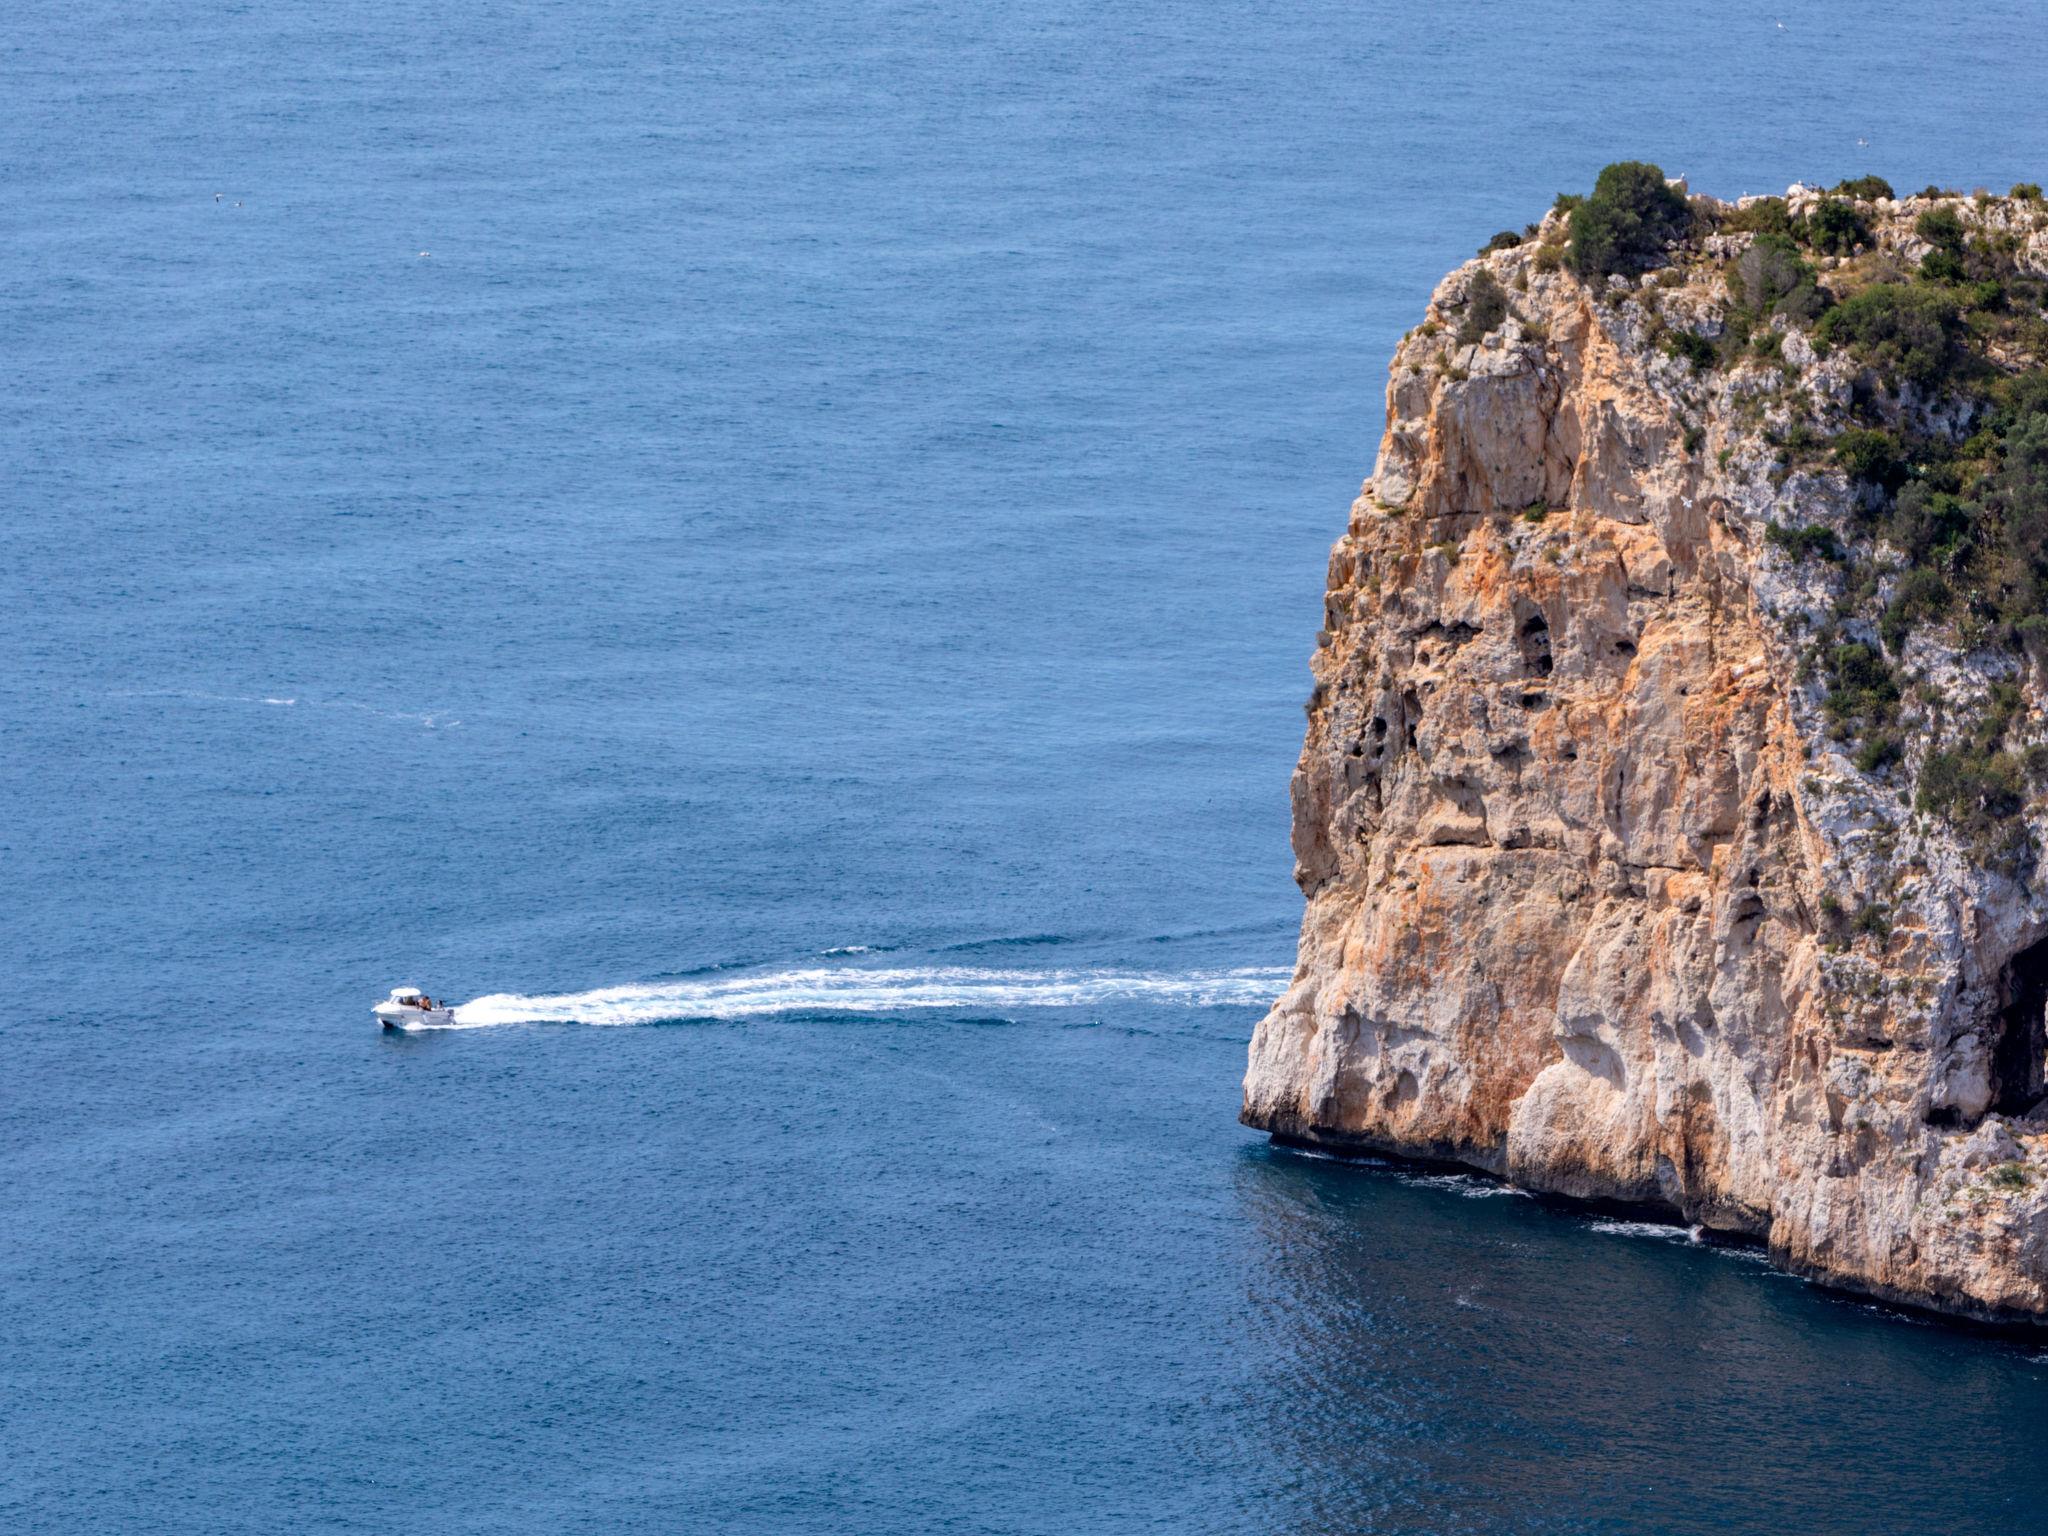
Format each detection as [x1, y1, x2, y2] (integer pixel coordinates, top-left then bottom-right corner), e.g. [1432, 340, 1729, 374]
[9, 1, 2048, 1529]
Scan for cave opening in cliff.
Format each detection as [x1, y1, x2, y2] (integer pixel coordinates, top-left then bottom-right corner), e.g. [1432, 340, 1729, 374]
[1514, 604, 1552, 677]
[1991, 936, 2048, 1117]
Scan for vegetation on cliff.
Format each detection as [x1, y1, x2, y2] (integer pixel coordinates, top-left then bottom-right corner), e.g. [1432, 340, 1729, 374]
[1537, 164, 2048, 865]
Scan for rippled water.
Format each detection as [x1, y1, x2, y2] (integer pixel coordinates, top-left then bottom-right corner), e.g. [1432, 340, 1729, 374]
[9, 1, 2048, 1530]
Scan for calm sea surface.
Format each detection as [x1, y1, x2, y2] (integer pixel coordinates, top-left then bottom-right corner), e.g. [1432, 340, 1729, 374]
[9, 2, 2048, 1530]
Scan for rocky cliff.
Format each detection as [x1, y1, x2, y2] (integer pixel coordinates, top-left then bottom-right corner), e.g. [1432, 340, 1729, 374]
[1244, 171, 2048, 1322]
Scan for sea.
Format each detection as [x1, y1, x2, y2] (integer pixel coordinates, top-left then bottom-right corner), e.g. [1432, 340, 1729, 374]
[8, 1, 2048, 1531]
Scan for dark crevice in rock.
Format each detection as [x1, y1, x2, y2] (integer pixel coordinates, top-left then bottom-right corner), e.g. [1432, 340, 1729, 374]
[1515, 602, 1554, 677]
[1991, 936, 2048, 1117]
[1416, 619, 1482, 649]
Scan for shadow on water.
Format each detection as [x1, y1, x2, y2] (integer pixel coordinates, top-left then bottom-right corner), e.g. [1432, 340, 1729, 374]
[1227, 1142, 2048, 1536]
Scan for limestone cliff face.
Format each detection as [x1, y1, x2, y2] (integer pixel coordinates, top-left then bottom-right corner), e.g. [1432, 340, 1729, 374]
[1244, 186, 2048, 1322]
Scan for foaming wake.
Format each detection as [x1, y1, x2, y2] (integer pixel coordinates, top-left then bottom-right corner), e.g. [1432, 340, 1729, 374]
[446, 965, 1292, 1028]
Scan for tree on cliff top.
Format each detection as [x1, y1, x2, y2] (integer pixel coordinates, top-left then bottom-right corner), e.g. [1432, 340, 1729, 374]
[1569, 161, 1690, 280]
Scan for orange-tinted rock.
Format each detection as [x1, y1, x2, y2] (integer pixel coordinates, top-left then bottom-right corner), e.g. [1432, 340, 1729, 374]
[1245, 191, 2048, 1322]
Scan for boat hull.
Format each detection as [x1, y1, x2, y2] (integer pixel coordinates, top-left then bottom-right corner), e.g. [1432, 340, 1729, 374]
[375, 1005, 456, 1030]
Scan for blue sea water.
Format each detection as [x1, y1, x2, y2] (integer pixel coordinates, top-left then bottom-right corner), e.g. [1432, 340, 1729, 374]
[9, 0, 2048, 1529]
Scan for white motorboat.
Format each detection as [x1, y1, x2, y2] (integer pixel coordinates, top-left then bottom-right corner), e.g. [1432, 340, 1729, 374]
[375, 985, 456, 1029]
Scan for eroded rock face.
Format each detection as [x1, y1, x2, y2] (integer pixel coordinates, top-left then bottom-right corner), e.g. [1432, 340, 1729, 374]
[1244, 193, 2048, 1322]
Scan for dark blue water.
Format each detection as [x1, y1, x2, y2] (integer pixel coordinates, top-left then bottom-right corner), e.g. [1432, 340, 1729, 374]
[10, 1, 2048, 1530]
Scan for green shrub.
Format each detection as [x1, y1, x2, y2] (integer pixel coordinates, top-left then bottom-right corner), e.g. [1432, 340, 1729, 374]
[1806, 198, 1870, 255]
[1833, 427, 1909, 493]
[1920, 248, 1968, 284]
[1783, 284, 1832, 325]
[1815, 283, 1962, 389]
[1883, 483, 1974, 565]
[1916, 205, 1966, 251]
[1988, 1161, 2032, 1191]
[1765, 521, 1844, 562]
[1482, 230, 1522, 254]
[1729, 233, 1826, 323]
[1829, 640, 1896, 697]
[1833, 175, 1895, 201]
[1662, 329, 1715, 371]
[1532, 243, 1563, 273]
[1979, 416, 2048, 621]
[1725, 198, 1793, 237]
[1457, 268, 1510, 346]
[1854, 736, 1903, 774]
[1824, 641, 1900, 744]
[1917, 748, 2025, 827]
[1569, 161, 1691, 279]
[2014, 183, 2045, 202]
[1851, 901, 1894, 938]
[1967, 279, 2008, 313]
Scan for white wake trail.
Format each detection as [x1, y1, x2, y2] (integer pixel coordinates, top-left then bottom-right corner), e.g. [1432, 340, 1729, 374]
[448, 965, 1292, 1028]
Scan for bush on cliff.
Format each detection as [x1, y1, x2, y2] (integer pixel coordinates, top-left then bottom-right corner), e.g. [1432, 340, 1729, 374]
[1569, 161, 1690, 280]
[1881, 483, 1974, 566]
[1661, 328, 1715, 371]
[1922, 247, 1969, 283]
[1805, 198, 1871, 255]
[1728, 233, 1828, 325]
[1860, 403, 2048, 637]
[1456, 269, 1510, 346]
[1916, 205, 1966, 251]
[1815, 283, 1963, 389]
[1918, 748, 2026, 831]
[1973, 413, 2048, 623]
[1833, 427, 1909, 495]
[1833, 175, 1896, 201]
[1822, 641, 1899, 745]
[1764, 521, 1843, 562]
[1725, 197, 1793, 237]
